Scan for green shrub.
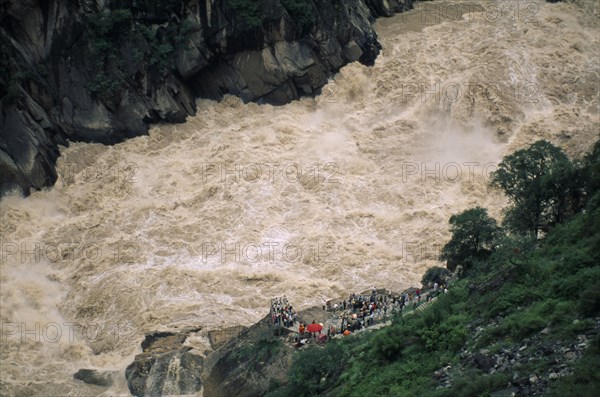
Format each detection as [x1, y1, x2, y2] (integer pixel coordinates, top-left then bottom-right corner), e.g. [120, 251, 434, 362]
[484, 284, 531, 319]
[280, 0, 315, 35]
[421, 314, 469, 352]
[283, 340, 349, 397]
[480, 309, 546, 344]
[371, 326, 408, 362]
[422, 266, 451, 287]
[231, 337, 283, 372]
[550, 266, 600, 300]
[447, 371, 510, 397]
[84, 7, 194, 102]
[85, 9, 133, 101]
[578, 280, 600, 316]
[545, 334, 600, 397]
[226, 0, 263, 28]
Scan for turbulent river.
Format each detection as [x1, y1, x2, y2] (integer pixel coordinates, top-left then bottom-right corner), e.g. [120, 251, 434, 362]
[1, 0, 598, 395]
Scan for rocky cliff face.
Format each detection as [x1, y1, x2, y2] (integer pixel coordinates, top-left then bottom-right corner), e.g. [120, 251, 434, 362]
[125, 328, 205, 397]
[121, 318, 293, 397]
[121, 291, 383, 397]
[0, 0, 414, 197]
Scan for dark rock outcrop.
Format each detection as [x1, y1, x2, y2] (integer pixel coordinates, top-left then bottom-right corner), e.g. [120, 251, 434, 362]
[124, 303, 330, 397]
[471, 352, 497, 372]
[201, 316, 293, 397]
[123, 320, 290, 397]
[73, 369, 117, 387]
[0, 0, 414, 197]
[125, 328, 204, 397]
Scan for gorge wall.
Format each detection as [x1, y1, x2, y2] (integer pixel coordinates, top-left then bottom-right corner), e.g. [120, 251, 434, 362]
[0, 0, 414, 197]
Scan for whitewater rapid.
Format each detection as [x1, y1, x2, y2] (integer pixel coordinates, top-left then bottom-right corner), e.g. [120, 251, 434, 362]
[1, 1, 598, 395]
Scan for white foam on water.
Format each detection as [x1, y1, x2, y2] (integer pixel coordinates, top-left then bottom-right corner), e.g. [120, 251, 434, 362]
[1, 0, 599, 395]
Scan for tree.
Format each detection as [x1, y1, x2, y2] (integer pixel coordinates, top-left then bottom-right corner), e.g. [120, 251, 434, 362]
[541, 157, 585, 224]
[440, 207, 500, 272]
[421, 266, 451, 288]
[490, 140, 578, 236]
[582, 139, 600, 200]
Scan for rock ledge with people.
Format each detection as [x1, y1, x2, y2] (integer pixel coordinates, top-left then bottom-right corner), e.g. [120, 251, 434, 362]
[112, 284, 445, 397]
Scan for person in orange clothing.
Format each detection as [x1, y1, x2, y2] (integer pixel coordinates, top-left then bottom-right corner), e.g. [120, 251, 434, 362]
[298, 322, 305, 335]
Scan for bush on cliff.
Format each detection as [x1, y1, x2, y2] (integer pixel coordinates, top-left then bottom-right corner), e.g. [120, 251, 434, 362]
[86, 9, 133, 103]
[84, 6, 194, 105]
[226, 0, 263, 28]
[421, 266, 451, 288]
[280, 0, 315, 35]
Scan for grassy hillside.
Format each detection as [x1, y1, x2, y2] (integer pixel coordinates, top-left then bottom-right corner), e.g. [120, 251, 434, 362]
[265, 140, 600, 397]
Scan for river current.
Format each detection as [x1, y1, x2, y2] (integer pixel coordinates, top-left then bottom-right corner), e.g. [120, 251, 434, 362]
[1, 1, 598, 395]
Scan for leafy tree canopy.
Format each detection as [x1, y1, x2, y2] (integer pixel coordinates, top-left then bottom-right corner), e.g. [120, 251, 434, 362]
[490, 140, 581, 236]
[440, 206, 499, 272]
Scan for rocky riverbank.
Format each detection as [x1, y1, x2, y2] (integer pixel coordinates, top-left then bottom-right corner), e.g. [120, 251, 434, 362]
[70, 287, 415, 396]
[0, 0, 414, 196]
[72, 283, 599, 397]
[122, 307, 307, 396]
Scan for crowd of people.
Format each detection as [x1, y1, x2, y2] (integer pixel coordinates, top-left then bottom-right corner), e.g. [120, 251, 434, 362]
[328, 288, 399, 335]
[270, 296, 298, 327]
[323, 285, 449, 336]
[270, 285, 448, 345]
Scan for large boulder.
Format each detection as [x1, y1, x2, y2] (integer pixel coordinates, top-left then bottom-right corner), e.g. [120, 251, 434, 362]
[73, 369, 118, 387]
[125, 329, 204, 397]
[201, 316, 293, 397]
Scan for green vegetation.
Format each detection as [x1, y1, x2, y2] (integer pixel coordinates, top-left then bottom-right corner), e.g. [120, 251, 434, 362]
[135, 20, 193, 71]
[225, 0, 316, 34]
[226, 0, 263, 28]
[440, 206, 500, 272]
[29, 1, 322, 106]
[1, 32, 51, 107]
[152, 0, 182, 16]
[280, 0, 315, 35]
[545, 334, 600, 397]
[490, 140, 584, 236]
[232, 337, 283, 371]
[421, 266, 451, 288]
[86, 9, 133, 103]
[266, 140, 600, 396]
[84, 7, 193, 104]
[0, 33, 20, 106]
